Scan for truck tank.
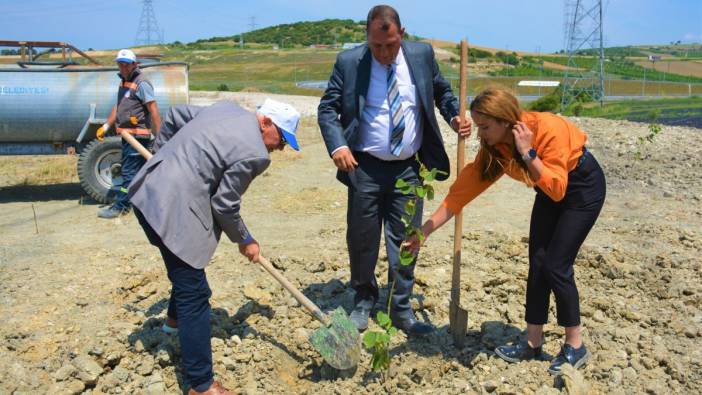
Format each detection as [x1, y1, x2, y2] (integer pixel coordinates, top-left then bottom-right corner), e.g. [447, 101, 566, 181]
[0, 61, 189, 203]
[0, 62, 188, 144]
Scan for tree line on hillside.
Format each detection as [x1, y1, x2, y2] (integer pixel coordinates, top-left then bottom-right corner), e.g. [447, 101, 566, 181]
[173, 19, 421, 48]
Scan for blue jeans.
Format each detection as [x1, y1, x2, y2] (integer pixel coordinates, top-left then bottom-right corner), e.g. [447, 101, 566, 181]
[113, 137, 151, 210]
[134, 209, 214, 392]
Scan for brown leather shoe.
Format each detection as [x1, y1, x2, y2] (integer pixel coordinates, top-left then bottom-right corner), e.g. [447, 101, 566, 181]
[187, 381, 235, 395]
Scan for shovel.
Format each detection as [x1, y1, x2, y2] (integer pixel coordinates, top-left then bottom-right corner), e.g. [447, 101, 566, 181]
[449, 39, 469, 347]
[257, 256, 360, 370]
[118, 130, 154, 160]
[121, 133, 361, 369]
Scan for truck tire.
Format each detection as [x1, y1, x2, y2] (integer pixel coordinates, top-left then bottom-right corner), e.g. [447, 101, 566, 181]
[77, 137, 122, 204]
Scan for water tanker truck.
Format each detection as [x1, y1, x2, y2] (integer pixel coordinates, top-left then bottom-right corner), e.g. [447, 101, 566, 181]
[0, 41, 188, 202]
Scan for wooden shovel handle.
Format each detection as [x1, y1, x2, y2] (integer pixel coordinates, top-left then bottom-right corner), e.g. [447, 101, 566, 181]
[119, 131, 153, 160]
[257, 256, 328, 324]
[451, 39, 469, 303]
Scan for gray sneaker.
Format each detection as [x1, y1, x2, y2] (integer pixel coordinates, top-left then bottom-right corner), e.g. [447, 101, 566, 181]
[97, 206, 128, 219]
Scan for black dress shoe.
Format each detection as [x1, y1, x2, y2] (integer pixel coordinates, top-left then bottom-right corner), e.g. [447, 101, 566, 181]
[495, 340, 544, 363]
[391, 314, 434, 335]
[349, 300, 374, 331]
[548, 343, 590, 375]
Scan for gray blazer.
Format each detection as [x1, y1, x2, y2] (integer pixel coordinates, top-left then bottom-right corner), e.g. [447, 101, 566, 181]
[128, 101, 270, 269]
[317, 41, 459, 185]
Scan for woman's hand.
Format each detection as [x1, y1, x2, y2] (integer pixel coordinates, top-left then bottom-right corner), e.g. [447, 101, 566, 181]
[512, 121, 534, 156]
[401, 233, 424, 257]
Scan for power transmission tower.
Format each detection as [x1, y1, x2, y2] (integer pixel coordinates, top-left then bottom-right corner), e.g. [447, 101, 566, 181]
[248, 16, 258, 32]
[135, 0, 164, 46]
[240, 16, 258, 48]
[561, 0, 605, 110]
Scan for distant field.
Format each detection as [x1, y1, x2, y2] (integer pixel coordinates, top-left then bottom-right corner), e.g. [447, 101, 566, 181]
[635, 60, 702, 78]
[164, 48, 338, 95]
[575, 97, 702, 128]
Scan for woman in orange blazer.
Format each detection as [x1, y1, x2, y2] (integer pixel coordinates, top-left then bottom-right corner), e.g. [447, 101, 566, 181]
[405, 88, 606, 374]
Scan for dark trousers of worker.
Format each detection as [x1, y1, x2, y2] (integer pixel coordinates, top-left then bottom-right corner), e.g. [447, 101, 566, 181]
[113, 137, 151, 210]
[133, 208, 214, 393]
[346, 152, 423, 317]
[526, 149, 606, 327]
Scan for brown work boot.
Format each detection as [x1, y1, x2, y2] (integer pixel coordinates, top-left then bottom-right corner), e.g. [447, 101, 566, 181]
[187, 381, 235, 395]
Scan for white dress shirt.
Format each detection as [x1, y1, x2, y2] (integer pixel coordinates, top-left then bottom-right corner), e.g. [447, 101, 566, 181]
[332, 48, 421, 161]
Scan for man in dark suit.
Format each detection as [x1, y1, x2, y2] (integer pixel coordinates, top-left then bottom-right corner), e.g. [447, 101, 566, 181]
[318, 5, 471, 335]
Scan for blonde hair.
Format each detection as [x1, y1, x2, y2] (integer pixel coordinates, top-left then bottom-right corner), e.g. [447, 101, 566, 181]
[470, 87, 530, 182]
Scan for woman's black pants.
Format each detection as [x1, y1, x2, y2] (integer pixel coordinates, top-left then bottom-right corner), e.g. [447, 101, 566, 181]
[526, 149, 606, 327]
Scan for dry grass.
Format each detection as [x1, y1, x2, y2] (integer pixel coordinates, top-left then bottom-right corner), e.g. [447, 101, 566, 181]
[0, 156, 77, 187]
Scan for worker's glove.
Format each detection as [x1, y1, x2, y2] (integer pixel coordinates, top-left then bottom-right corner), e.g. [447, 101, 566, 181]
[96, 123, 110, 141]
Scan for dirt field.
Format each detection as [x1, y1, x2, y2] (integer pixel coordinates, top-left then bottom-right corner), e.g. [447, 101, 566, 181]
[635, 60, 702, 78]
[1, 92, 701, 394]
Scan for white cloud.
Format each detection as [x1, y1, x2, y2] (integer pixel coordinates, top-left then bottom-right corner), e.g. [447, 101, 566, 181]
[683, 32, 702, 42]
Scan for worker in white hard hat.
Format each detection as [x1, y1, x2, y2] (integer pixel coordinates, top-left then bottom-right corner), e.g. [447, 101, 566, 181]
[96, 48, 161, 219]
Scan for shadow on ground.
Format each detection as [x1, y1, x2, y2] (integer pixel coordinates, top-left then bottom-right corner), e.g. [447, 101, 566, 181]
[0, 183, 97, 204]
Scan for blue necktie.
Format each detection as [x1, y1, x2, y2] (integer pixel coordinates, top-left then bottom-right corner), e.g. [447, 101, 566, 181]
[387, 64, 405, 156]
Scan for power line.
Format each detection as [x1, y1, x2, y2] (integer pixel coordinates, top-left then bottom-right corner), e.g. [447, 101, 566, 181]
[135, 0, 164, 46]
[561, 0, 605, 110]
[249, 16, 258, 32]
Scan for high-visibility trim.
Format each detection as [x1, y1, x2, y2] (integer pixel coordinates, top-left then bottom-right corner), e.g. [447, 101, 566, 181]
[121, 81, 138, 90]
[117, 127, 151, 136]
[119, 187, 129, 193]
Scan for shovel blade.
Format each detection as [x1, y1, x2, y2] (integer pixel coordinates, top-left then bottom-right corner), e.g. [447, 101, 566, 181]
[308, 307, 360, 370]
[449, 300, 468, 347]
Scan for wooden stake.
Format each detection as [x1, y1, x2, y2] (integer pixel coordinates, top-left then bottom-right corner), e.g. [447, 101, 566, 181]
[31, 204, 39, 234]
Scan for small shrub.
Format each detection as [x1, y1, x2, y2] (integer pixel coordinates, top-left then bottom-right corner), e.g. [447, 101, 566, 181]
[216, 84, 230, 92]
[647, 108, 661, 122]
[362, 158, 445, 375]
[529, 93, 560, 112]
[634, 123, 663, 160]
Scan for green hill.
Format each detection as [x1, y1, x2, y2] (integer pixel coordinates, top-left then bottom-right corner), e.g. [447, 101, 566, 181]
[187, 19, 421, 48]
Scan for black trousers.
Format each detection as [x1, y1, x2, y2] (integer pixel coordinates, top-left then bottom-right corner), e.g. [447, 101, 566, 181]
[134, 209, 214, 392]
[526, 149, 606, 327]
[346, 152, 422, 317]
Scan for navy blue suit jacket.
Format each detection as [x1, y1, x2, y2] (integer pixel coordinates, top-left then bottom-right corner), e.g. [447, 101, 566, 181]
[317, 41, 459, 185]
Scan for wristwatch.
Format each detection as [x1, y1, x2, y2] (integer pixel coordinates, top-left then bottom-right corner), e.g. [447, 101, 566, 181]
[522, 148, 537, 162]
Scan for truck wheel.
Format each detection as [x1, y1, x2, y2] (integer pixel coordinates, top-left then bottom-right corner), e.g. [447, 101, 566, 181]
[77, 137, 122, 204]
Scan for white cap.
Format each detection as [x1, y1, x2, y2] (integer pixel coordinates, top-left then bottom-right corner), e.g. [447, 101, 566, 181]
[115, 49, 137, 63]
[257, 98, 301, 151]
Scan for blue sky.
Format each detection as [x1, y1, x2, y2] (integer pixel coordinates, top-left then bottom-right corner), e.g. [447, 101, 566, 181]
[1, 0, 700, 53]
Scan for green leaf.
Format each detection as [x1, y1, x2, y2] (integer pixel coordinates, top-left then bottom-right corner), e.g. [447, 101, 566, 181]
[419, 167, 431, 180]
[362, 331, 378, 349]
[396, 179, 414, 195]
[388, 327, 398, 337]
[395, 178, 408, 189]
[426, 185, 434, 200]
[416, 186, 426, 198]
[376, 312, 391, 328]
[400, 249, 415, 266]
